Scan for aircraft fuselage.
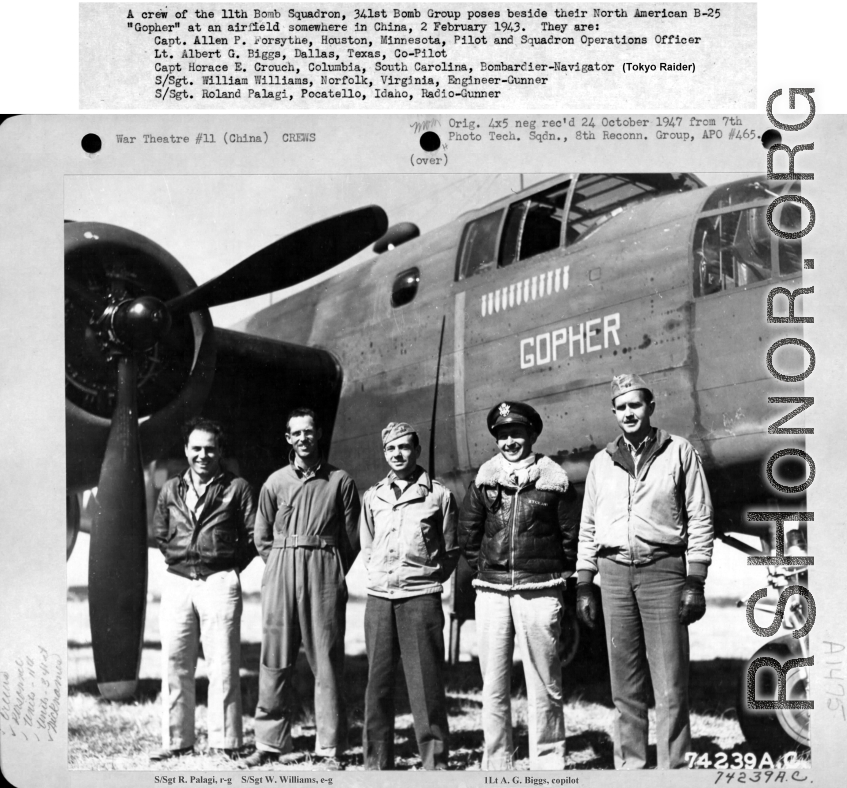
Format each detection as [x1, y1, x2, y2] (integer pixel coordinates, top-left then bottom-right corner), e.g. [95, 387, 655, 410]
[243, 173, 806, 535]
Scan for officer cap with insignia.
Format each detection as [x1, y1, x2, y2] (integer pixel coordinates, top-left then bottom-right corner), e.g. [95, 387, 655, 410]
[610, 373, 653, 403]
[487, 401, 543, 437]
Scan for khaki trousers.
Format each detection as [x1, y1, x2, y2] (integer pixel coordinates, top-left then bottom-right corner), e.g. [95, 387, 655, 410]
[475, 586, 566, 770]
[159, 569, 243, 750]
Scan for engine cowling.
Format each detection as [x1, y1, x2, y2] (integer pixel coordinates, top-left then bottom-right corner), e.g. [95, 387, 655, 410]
[65, 222, 216, 494]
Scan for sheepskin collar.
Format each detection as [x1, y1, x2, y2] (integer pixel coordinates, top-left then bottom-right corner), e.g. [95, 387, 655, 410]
[473, 576, 566, 592]
[475, 453, 569, 493]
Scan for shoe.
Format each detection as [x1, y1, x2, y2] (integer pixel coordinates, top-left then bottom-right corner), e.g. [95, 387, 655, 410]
[311, 755, 343, 771]
[238, 750, 280, 769]
[210, 748, 242, 761]
[278, 751, 308, 766]
[149, 746, 193, 761]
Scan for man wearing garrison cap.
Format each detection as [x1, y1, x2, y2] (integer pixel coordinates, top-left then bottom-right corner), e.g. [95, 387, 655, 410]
[358, 422, 459, 770]
[576, 374, 714, 769]
[458, 401, 580, 769]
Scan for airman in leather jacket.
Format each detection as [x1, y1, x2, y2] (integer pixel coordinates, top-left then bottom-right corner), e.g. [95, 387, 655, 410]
[154, 469, 257, 579]
[458, 454, 580, 590]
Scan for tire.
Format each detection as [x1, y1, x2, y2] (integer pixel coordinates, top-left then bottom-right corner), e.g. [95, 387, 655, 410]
[737, 635, 811, 752]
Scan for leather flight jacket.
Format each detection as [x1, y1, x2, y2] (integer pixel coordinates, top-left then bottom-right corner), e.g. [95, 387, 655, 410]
[154, 470, 257, 580]
[458, 455, 579, 589]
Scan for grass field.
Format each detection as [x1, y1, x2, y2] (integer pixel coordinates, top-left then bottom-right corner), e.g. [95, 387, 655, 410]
[67, 590, 808, 771]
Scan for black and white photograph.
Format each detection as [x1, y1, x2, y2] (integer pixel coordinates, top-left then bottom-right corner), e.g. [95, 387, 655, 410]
[1, 1, 846, 784]
[57, 165, 814, 771]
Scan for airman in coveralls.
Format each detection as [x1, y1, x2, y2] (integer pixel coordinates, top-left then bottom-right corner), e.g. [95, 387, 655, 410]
[243, 408, 360, 769]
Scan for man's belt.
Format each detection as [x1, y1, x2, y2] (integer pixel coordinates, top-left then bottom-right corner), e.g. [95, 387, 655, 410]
[273, 534, 337, 549]
[166, 565, 234, 581]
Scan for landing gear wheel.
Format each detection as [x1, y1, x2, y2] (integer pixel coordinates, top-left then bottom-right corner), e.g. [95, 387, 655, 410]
[737, 635, 811, 752]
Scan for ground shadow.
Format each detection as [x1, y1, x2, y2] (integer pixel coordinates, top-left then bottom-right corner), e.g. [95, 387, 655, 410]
[564, 730, 615, 768]
[69, 638, 767, 771]
[690, 658, 746, 716]
[558, 657, 747, 715]
[67, 647, 747, 722]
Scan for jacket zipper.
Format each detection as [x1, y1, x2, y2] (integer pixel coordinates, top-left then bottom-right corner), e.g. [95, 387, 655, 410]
[510, 483, 522, 585]
[628, 453, 655, 562]
[187, 495, 201, 566]
[627, 466, 635, 560]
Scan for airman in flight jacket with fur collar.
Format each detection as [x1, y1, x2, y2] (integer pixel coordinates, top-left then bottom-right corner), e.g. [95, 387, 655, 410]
[458, 453, 580, 590]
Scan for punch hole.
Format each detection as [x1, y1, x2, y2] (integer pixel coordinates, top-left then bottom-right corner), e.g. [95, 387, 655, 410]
[761, 129, 782, 149]
[82, 134, 102, 154]
[420, 131, 441, 152]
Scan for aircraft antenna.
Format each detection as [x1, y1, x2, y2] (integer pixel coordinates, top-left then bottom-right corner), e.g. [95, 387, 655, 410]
[428, 314, 447, 480]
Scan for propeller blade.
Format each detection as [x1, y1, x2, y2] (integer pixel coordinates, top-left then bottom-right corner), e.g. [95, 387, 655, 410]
[88, 355, 148, 701]
[167, 205, 388, 315]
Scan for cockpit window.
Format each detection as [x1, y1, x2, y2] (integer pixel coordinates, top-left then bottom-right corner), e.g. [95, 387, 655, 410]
[456, 173, 703, 281]
[456, 209, 503, 280]
[567, 173, 702, 244]
[774, 199, 803, 276]
[701, 175, 796, 212]
[694, 209, 772, 296]
[693, 180, 802, 297]
[500, 181, 572, 266]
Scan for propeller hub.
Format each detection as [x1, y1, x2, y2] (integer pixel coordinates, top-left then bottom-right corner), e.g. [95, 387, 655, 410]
[107, 295, 172, 352]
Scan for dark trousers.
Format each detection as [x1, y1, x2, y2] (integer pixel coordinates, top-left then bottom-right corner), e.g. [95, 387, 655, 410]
[599, 554, 691, 769]
[363, 593, 449, 770]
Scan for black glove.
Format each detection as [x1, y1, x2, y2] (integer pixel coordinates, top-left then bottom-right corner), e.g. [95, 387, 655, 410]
[678, 576, 706, 625]
[576, 583, 598, 629]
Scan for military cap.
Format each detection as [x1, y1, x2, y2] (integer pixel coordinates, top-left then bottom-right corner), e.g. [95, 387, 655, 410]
[610, 373, 653, 403]
[381, 421, 417, 447]
[487, 401, 543, 437]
